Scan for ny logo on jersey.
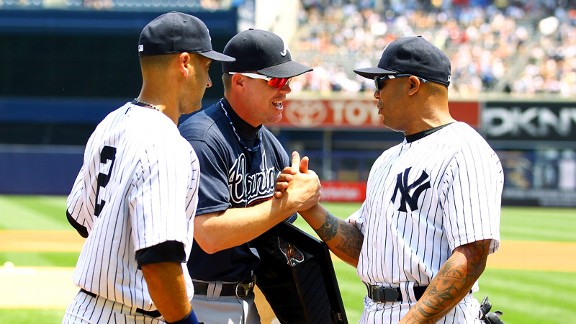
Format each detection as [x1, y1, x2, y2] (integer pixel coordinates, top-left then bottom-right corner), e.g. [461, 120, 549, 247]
[391, 167, 431, 212]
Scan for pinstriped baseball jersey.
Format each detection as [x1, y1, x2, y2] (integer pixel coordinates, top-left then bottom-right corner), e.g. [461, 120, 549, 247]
[66, 102, 199, 311]
[349, 122, 503, 323]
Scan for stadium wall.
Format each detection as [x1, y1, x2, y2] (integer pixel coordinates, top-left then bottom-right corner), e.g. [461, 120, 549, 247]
[0, 9, 238, 101]
[1, 96, 575, 207]
[0, 7, 238, 195]
[1, 9, 574, 207]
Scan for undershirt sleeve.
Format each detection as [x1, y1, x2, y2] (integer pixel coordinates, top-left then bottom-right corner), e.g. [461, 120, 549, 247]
[135, 240, 186, 269]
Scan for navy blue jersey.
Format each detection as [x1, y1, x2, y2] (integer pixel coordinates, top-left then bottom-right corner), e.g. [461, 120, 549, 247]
[178, 98, 290, 282]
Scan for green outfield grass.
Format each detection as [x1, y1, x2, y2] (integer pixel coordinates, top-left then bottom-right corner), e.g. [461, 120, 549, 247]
[499, 206, 576, 242]
[0, 309, 65, 324]
[0, 195, 69, 230]
[0, 195, 575, 323]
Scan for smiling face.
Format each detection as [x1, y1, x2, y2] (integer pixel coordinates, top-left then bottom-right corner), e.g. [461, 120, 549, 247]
[226, 73, 293, 127]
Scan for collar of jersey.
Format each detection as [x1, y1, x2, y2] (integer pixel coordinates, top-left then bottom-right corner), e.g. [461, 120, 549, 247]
[405, 122, 454, 143]
[220, 98, 262, 152]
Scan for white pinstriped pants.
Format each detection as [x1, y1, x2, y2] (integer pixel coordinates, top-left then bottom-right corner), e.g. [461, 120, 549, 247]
[62, 290, 164, 324]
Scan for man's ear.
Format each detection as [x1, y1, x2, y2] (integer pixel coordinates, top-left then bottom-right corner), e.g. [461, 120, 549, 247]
[178, 52, 191, 77]
[407, 75, 421, 96]
[231, 73, 245, 88]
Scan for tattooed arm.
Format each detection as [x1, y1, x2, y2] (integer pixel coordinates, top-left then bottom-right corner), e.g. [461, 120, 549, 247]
[298, 204, 363, 267]
[399, 239, 491, 324]
[274, 151, 362, 267]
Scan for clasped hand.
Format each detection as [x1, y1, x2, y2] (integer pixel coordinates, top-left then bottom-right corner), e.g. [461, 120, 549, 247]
[274, 151, 321, 212]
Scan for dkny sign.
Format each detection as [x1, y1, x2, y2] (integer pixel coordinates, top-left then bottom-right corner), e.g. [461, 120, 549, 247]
[483, 102, 576, 141]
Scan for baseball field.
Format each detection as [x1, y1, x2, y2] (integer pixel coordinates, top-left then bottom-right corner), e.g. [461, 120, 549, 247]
[0, 195, 575, 323]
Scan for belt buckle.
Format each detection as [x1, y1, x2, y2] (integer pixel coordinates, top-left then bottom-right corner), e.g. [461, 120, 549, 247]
[365, 283, 400, 303]
[235, 281, 254, 298]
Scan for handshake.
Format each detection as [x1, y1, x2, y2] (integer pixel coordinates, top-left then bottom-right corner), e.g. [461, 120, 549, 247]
[274, 151, 322, 213]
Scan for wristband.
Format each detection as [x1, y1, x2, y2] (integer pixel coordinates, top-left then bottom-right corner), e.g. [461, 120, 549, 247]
[166, 310, 200, 324]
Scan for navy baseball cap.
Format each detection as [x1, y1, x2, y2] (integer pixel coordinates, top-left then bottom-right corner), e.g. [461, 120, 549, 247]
[138, 11, 235, 62]
[354, 36, 451, 86]
[222, 29, 312, 78]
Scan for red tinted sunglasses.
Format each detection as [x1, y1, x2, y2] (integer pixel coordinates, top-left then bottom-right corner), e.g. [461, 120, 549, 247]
[229, 72, 291, 88]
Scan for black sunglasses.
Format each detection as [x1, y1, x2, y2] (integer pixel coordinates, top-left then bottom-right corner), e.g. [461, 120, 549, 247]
[374, 74, 428, 90]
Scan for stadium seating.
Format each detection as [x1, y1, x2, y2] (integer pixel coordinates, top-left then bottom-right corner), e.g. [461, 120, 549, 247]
[1, 0, 573, 96]
[289, 0, 576, 96]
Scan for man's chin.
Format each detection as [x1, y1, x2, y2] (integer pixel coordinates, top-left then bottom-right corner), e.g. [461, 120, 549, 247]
[268, 114, 283, 125]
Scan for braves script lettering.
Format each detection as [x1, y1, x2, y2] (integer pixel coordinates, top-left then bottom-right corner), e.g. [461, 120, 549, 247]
[229, 152, 276, 205]
[392, 167, 431, 212]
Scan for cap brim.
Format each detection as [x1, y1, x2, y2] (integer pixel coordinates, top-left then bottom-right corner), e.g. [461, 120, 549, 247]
[199, 50, 236, 62]
[353, 67, 398, 79]
[258, 61, 313, 78]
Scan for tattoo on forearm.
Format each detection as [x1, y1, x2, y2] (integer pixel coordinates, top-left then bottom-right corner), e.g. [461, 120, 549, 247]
[410, 240, 491, 322]
[336, 222, 363, 260]
[315, 213, 362, 261]
[316, 214, 338, 241]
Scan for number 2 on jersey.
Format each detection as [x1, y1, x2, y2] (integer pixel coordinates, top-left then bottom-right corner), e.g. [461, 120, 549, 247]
[94, 145, 117, 216]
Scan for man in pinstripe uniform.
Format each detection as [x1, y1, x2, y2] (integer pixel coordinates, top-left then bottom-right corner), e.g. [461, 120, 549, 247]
[279, 36, 504, 323]
[63, 12, 234, 324]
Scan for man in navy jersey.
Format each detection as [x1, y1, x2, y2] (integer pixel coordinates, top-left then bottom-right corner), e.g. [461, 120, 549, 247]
[178, 29, 320, 324]
[278, 36, 504, 323]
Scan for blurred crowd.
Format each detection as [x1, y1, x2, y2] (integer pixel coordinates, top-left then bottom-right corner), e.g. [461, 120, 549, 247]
[2, 0, 574, 96]
[289, 0, 576, 97]
[0, 0, 233, 10]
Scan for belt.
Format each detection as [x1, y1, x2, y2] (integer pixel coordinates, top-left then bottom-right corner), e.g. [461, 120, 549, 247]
[80, 288, 162, 318]
[364, 283, 428, 303]
[193, 280, 255, 298]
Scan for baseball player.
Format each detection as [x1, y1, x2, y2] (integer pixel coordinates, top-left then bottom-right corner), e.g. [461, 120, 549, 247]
[278, 36, 504, 323]
[63, 12, 234, 324]
[177, 29, 320, 324]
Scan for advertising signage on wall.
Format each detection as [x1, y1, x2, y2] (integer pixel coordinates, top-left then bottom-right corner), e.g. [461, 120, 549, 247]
[483, 101, 576, 141]
[278, 98, 480, 129]
[484, 101, 576, 207]
[498, 149, 576, 207]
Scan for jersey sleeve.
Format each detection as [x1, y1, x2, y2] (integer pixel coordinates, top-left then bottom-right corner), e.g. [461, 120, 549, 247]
[190, 138, 233, 215]
[346, 203, 366, 234]
[66, 165, 90, 238]
[129, 138, 195, 253]
[347, 151, 389, 235]
[442, 144, 504, 254]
